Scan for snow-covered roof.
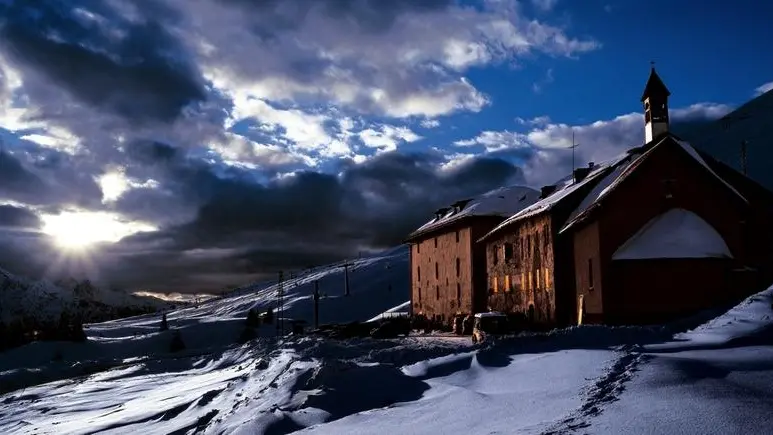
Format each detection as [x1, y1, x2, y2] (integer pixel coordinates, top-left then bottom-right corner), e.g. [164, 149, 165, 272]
[479, 154, 630, 242]
[612, 208, 733, 260]
[560, 135, 749, 234]
[406, 185, 540, 241]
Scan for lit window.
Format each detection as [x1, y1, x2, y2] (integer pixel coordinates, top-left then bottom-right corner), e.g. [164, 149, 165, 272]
[504, 275, 511, 292]
[492, 276, 498, 293]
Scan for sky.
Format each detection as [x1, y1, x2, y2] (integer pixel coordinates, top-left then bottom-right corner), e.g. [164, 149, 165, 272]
[0, 0, 771, 294]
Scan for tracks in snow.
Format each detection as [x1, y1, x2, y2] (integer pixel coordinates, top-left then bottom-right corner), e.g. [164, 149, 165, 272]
[542, 345, 652, 435]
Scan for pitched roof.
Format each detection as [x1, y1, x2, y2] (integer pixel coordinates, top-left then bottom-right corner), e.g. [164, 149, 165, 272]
[405, 185, 540, 242]
[478, 154, 630, 242]
[559, 134, 748, 234]
[641, 67, 671, 102]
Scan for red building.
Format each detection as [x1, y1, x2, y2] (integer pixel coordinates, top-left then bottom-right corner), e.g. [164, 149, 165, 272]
[479, 67, 773, 326]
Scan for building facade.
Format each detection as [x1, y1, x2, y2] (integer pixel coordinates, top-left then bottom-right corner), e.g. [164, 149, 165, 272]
[405, 186, 540, 324]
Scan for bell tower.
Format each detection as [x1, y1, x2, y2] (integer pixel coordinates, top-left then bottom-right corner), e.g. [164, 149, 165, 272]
[641, 63, 671, 143]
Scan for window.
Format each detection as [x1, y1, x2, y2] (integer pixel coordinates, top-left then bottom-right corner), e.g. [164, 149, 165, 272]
[417, 242, 420, 254]
[527, 235, 532, 253]
[528, 270, 532, 290]
[456, 283, 461, 303]
[492, 276, 498, 293]
[520, 272, 525, 290]
[436, 285, 440, 300]
[492, 246, 499, 264]
[662, 178, 675, 199]
[417, 266, 421, 281]
[504, 275, 511, 292]
[588, 258, 594, 290]
[456, 258, 461, 277]
[536, 268, 541, 288]
[544, 268, 550, 289]
[504, 243, 514, 261]
[418, 287, 422, 301]
[543, 229, 549, 248]
[434, 237, 438, 248]
[435, 262, 439, 279]
[456, 230, 460, 243]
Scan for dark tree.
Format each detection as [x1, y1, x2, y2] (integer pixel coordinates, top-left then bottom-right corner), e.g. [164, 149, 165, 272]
[160, 312, 169, 331]
[246, 309, 261, 328]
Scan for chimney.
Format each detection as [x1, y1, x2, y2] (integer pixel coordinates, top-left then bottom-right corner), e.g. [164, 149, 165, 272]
[540, 185, 557, 198]
[433, 207, 450, 221]
[573, 167, 591, 183]
[588, 162, 595, 170]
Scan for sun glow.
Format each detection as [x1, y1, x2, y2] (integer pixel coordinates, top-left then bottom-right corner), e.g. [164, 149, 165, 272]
[41, 210, 157, 250]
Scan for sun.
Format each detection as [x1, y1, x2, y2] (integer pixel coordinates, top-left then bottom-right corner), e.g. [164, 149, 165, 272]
[41, 210, 156, 250]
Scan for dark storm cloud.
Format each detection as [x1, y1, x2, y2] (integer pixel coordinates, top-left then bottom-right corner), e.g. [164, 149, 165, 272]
[0, 143, 103, 208]
[0, 0, 206, 124]
[87, 150, 524, 292]
[0, 204, 41, 228]
[0, 150, 48, 201]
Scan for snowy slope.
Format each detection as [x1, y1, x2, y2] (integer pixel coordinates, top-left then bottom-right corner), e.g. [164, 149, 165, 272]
[0, 267, 172, 325]
[1, 249, 772, 434]
[683, 89, 773, 192]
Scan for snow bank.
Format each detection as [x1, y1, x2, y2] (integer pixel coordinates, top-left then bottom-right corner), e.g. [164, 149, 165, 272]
[613, 208, 733, 260]
[669, 285, 773, 346]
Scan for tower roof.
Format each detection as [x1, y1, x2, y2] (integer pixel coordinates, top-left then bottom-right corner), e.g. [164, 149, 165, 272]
[640, 66, 671, 102]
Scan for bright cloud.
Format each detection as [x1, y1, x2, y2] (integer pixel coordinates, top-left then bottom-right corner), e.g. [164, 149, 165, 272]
[754, 81, 773, 97]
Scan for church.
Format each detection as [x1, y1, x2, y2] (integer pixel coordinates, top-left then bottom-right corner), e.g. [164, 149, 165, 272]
[479, 67, 773, 326]
[412, 66, 773, 327]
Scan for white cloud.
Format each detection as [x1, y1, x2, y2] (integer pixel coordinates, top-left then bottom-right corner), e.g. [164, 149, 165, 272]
[754, 81, 773, 97]
[181, 0, 599, 118]
[457, 102, 733, 187]
[97, 168, 160, 203]
[532, 68, 555, 93]
[532, 0, 559, 12]
[420, 119, 441, 129]
[358, 125, 422, 152]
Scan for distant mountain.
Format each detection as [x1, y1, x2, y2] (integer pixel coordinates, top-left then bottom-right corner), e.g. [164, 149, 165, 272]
[678, 90, 773, 191]
[0, 267, 174, 327]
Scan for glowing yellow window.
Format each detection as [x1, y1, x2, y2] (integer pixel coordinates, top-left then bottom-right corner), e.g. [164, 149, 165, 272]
[536, 269, 541, 288]
[492, 276, 498, 293]
[544, 268, 550, 288]
[527, 271, 532, 290]
[504, 275, 511, 292]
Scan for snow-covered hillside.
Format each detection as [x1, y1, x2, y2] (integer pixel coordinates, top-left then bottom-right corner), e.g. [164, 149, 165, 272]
[1, 254, 772, 435]
[683, 89, 773, 191]
[0, 268, 173, 326]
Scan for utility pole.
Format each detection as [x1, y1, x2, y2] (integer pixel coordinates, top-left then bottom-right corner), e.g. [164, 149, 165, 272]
[569, 130, 580, 182]
[721, 113, 752, 176]
[313, 280, 320, 329]
[277, 271, 284, 337]
[343, 260, 352, 296]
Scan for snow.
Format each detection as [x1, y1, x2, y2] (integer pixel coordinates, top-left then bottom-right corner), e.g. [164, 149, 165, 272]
[480, 155, 628, 241]
[612, 208, 733, 260]
[408, 185, 540, 240]
[367, 301, 410, 322]
[0, 268, 172, 325]
[2, 243, 773, 434]
[474, 311, 505, 318]
[591, 287, 773, 435]
[560, 155, 639, 233]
